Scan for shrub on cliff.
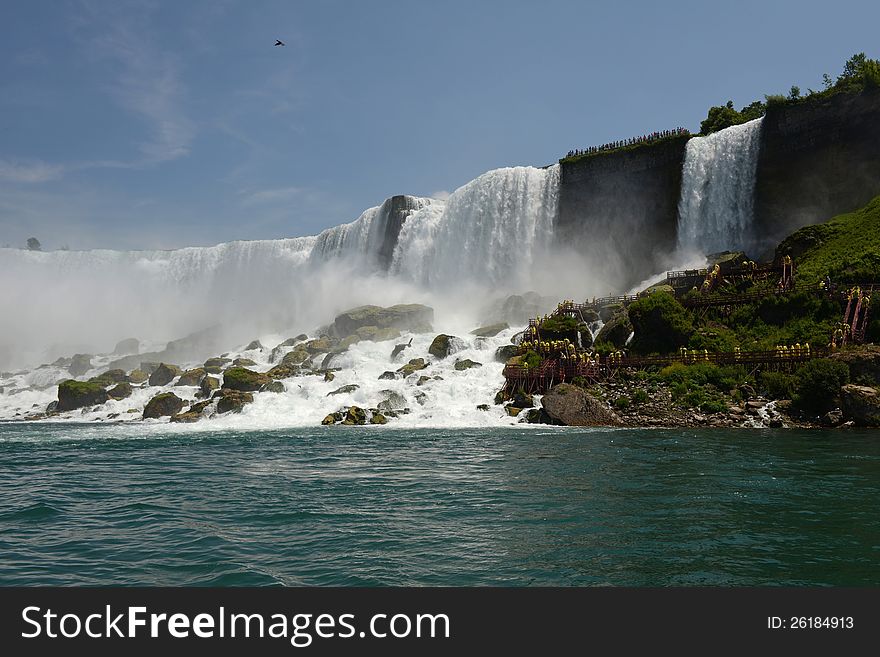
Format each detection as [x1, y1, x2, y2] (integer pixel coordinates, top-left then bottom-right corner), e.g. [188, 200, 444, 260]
[628, 292, 694, 354]
[795, 359, 850, 413]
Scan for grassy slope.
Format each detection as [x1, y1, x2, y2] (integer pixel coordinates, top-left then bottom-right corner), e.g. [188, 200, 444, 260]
[781, 194, 880, 283]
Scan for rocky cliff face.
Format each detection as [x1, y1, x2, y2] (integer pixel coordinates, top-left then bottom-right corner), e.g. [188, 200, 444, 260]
[555, 137, 688, 290]
[377, 195, 424, 270]
[754, 88, 880, 256]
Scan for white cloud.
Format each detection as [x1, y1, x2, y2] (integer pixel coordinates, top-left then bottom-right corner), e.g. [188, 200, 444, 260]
[0, 160, 67, 184]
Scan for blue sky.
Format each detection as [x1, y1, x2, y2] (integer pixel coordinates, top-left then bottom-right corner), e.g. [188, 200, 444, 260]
[1, 0, 878, 250]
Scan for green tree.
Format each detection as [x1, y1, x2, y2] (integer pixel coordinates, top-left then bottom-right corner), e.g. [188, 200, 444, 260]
[628, 292, 694, 354]
[26, 237, 41, 251]
[795, 359, 849, 413]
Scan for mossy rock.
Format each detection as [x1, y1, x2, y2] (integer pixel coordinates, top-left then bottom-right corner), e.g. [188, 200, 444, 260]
[343, 406, 367, 425]
[261, 380, 286, 393]
[222, 367, 271, 392]
[321, 413, 342, 425]
[214, 389, 254, 414]
[203, 357, 232, 374]
[378, 371, 399, 380]
[232, 358, 257, 368]
[454, 358, 482, 371]
[594, 311, 632, 348]
[598, 303, 623, 323]
[470, 322, 509, 337]
[397, 358, 428, 376]
[370, 411, 388, 425]
[327, 384, 359, 396]
[332, 304, 434, 338]
[428, 334, 458, 359]
[304, 337, 334, 354]
[338, 335, 361, 350]
[476, 404, 490, 411]
[176, 367, 206, 386]
[199, 375, 220, 398]
[355, 326, 401, 342]
[506, 406, 523, 417]
[107, 382, 133, 400]
[494, 345, 519, 362]
[244, 340, 264, 351]
[148, 363, 181, 387]
[143, 392, 184, 419]
[127, 369, 148, 384]
[170, 400, 212, 423]
[377, 391, 407, 412]
[324, 371, 335, 382]
[139, 362, 161, 375]
[57, 379, 110, 412]
[88, 369, 127, 387]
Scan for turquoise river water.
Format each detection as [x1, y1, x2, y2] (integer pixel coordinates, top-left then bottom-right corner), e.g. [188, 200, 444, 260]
[1, 423, 878, 586]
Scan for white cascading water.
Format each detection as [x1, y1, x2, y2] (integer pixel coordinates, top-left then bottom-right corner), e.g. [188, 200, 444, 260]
[392, 166, 560, 289]
[0, 166, 566, 427]
[676, 118, 763, 255]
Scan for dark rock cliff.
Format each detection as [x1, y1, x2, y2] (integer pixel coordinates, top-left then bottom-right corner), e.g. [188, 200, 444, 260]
[555, 137, 688, 290]
[753, 88, 880, 256]
[377, 195, 423, 270]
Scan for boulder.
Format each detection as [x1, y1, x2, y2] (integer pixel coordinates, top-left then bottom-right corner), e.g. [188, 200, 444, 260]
[149, 363, 181, 387]
[454, 358, 482, 371]
[541, 383, 622, 426]
[244, 340, 264, 351]
[199, 375, 220, 398]
[324, 371, 335, 382]
[107, 382, 133, 400]
[328, 384, 359, 396]
[304, 337, 334, 354]
[322, 412, 343, 425]
[830, 346, 880, 386]
[594, 311, 632, 348]
[88, 369, 128, 387]
[378, 371, 399, 380]
[222, 367, 271, 392]
[57, 379, 110, 412]
[511, 391, 534, 409]
[598, 303, 624, 323]
[214, 389, 254, 414]
[338, 335, 361, 350]
[470, 322, 509, 338]
[353, 326, 399, 342]
[267, 351, 307, 379]
[261, 380, 286, 393]
[232, 358, 257, 368]
[840, 384, 880, 426]
[331, 304, 434, 338]
[397, 358, 428, 377]
[127, 369, 149, 384]
[343, 406, 367, 425]
[476, 404, 490, 411]
[68, 354, 93, 377]
[139, 362, 161, 375]
[377, 391, 407, 412]
[506, 406, 522, 417]
[170, 400, 212, 423]
[494, 345, 519, 362]
[370, 411, 388, 425]
[176, 368, 206, 386]
[143, 392, 185, 419]
[113, 338, 140, 356]
[203, 357, 232, 374]
[428, 334, 459, 359]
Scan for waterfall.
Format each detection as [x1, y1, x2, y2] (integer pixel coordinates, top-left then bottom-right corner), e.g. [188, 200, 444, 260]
[391, 165, 560, 289]
[676, 118, 763, 255]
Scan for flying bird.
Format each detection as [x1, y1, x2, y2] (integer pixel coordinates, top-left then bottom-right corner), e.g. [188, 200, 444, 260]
[275, 39, 285, 46]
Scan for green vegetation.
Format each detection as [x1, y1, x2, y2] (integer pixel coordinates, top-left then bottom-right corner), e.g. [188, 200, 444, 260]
[779, 194, 880, 283]
[521, 350, 542, 369]
[613, 396, 631, 410]
[794, 359, 850, 413]
[627, 292, 694, 354]
[760, 371, 798, 400]
[631, 389, 649, 404]
[647, 362, 751, 411]
[700, 53, 880, 135]
[539, 315, 580, 333]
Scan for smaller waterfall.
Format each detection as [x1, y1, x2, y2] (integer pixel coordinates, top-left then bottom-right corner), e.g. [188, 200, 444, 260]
[677, 118, 763, 255]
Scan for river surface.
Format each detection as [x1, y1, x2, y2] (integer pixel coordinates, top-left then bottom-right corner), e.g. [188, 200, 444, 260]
[1, 423, 878, 586]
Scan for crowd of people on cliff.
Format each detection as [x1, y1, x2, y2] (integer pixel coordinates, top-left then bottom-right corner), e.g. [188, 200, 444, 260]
[566, 127, 690, 158]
